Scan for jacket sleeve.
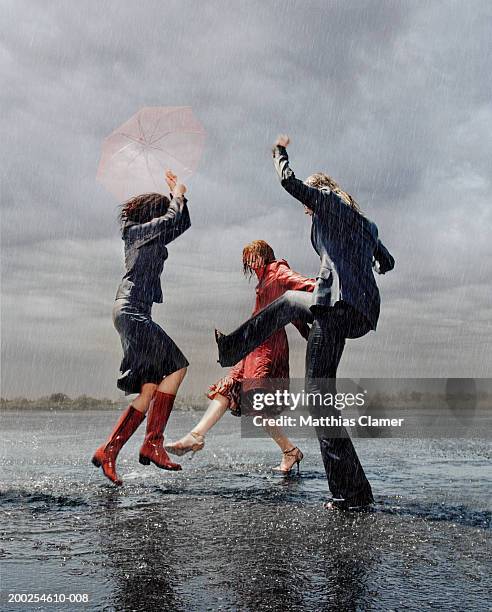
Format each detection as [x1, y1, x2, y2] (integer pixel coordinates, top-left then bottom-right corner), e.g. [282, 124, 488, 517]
[275, 264, 316, 293]
[373, 239, 395, 274]
[272, 145, 324, 212]
[124, 196, 191, 246]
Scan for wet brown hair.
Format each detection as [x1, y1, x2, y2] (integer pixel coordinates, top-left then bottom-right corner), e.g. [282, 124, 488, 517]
[119, 193, 171, 229]
[242, 240, 276, 277]
[305, 173, 361, 213]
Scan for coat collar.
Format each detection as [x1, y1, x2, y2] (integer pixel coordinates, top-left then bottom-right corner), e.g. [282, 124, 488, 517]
[255, 259, 289, 289]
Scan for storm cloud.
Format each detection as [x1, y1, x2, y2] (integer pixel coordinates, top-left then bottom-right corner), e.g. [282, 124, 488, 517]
[1, 0, 491, 399]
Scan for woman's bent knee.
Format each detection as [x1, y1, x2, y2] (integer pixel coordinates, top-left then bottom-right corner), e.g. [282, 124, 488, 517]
[141, 382, 158, 395]
[172, 367, 187, 382]
[282, 290, 313, 317]
[282, 290, 297, 304]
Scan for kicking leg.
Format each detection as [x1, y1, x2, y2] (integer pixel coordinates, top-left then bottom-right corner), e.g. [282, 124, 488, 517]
[166, 393, 230, 456]
[216, 290, 313, 366]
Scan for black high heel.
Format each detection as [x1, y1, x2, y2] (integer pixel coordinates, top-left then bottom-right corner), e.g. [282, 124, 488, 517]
[214, 329, 228, 366]
[272, 447, 304, 474]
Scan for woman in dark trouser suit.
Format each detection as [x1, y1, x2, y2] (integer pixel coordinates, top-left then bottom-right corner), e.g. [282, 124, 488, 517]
[216, 135, 394, 510]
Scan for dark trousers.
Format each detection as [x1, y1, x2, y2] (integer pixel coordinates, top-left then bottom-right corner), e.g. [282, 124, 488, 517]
[217, 292, 374, 505]
[217, 290, 314, 367]
[305, 309, 374, 506]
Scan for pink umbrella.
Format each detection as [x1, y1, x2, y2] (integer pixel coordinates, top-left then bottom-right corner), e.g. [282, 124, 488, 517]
[97, 106, 206, 202]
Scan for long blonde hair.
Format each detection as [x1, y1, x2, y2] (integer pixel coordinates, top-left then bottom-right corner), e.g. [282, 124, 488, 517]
[305, 173, 361, 213]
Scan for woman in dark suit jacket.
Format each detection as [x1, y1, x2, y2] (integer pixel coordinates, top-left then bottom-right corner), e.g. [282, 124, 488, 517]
[216, 136, 394, 510]
[92, 171, 190, 485]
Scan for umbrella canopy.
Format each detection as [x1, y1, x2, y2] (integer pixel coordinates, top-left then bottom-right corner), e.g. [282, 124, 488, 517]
[97, 106, 206, 202]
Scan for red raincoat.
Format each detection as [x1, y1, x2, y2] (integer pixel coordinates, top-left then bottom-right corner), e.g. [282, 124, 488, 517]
[208, 260, 315, 413]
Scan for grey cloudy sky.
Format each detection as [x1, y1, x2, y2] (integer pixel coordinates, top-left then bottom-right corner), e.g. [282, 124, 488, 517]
[1, 0, 491, 399]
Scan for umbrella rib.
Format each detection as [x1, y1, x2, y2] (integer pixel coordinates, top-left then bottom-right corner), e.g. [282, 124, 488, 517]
[147, 115, 163, 145]
[125, 146, 145, 169]
[116, 132, 145, 144]
[105, 140, 142, 163]
[137, 116, 146, 143]
[113, 137, 171, 158]
[150, 130, 205, 146]
[149, 131, 171, 146]
[143, 149, 160, 191]
[145, 142, 177, 153]
[155, 148, 191, 169]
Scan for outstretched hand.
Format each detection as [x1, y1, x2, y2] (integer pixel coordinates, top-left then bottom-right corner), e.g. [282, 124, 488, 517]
[165, 169, 187, 198]
[274, 134, 290, 148]
[165, 170, 177, 192]
[172, 183, 187, 197]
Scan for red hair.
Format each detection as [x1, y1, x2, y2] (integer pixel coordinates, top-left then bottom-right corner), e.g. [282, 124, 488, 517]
[242, 240, 275, 276]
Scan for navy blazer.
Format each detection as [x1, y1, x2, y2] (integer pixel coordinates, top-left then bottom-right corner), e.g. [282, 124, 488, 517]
[115, 196, 191, 305]
[273, 146, 394, 329]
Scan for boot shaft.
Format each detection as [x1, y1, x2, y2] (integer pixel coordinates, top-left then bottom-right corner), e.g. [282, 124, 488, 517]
[139, 392, 181, 471]
[105, 405, 145, 454]
[144, 392, 176, 440]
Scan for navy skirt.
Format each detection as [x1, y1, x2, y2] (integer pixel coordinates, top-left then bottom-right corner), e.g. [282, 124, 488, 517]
[112, 299, 189, 395]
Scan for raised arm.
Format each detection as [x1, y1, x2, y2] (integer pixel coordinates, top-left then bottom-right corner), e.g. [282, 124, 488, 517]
[272, 136, 346, 216]
[272, 141, 323, 212]
[124, 176, 191, 246]
[124, 195, 191, 246]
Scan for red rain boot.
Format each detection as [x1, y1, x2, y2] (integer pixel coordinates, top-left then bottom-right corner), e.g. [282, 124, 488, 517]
[92, 405, 145, 485]
[139, 392, 182, 471]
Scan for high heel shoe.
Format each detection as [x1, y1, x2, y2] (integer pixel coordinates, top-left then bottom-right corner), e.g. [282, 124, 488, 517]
[165, 432, 205, 458]
[272, 447, 304, 475]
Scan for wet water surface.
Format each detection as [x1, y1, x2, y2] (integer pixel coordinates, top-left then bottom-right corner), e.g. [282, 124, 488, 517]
[1, 410, 490, 611]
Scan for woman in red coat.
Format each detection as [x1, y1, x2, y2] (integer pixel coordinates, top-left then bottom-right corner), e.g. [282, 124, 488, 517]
[166, 240, 315, 473]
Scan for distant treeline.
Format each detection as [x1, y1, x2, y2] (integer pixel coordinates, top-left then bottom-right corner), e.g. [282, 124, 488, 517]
[1, 391, 489, 412]
[0, 393, 206, 411]
[363, 391, 489, 405]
